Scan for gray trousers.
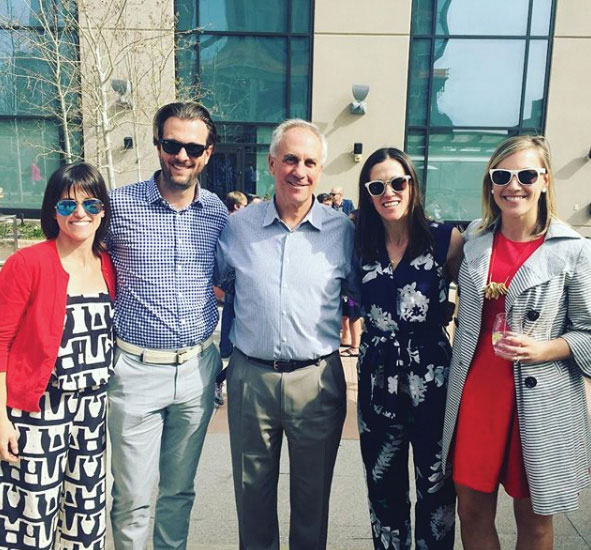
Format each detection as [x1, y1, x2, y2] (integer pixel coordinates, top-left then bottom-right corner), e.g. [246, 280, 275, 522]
[108, 344, 221, 550]
[227, 349, 346, 550]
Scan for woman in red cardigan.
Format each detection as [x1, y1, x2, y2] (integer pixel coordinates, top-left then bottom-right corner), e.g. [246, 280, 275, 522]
[0, 163, 115, 550]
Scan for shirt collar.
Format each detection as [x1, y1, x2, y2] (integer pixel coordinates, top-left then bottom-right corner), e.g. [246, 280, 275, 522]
[146, 171, 203, 209]
[262, 196, 323, 230]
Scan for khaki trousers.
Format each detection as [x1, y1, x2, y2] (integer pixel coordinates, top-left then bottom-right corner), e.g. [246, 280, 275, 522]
[227, 349, 346, 550]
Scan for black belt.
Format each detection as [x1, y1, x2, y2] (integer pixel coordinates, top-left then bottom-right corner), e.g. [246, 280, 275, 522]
[245, 351, 335, 373]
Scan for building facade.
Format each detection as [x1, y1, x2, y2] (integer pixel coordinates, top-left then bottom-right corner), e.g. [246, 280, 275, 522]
[1, 0, 590, 233]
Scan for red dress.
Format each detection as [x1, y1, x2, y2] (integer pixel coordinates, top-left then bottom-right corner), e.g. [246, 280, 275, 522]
[452, 231, 544, 498]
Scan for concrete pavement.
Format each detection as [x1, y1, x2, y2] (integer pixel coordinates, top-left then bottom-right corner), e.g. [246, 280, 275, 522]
[106, 324, 591, 549]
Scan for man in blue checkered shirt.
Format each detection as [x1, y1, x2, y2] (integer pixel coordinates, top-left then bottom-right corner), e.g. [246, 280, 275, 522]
[106, 102, 229, 550]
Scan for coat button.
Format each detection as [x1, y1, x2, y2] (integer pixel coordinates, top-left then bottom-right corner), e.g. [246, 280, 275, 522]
[524, 376, 537, 388]
[526, 309, 540, 321]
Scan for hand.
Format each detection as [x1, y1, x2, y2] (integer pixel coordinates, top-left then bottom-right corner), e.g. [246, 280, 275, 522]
[0, 417, 19, 463]
[493, 333, 549, 364]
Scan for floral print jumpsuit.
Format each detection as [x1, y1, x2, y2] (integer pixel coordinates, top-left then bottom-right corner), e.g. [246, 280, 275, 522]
[357, 222, 456, 550]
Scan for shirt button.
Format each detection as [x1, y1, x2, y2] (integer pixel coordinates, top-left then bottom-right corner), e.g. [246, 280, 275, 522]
[178, 239, 183, 245]
[281, 337, 287, 342]
[282, 311, 286, 315]
[180, 319, 186, 325]
[524, 376, 537, 388]
[178, 292, 183, 298]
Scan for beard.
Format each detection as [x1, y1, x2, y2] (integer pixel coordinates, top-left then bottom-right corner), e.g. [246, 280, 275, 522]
[159, 160, 200, 190]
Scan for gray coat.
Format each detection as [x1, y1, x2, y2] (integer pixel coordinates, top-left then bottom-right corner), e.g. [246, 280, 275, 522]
[442, 218, 591, 515]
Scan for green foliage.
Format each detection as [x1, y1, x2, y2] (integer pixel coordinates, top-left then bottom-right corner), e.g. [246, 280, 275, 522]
[0, 220, 44, 241]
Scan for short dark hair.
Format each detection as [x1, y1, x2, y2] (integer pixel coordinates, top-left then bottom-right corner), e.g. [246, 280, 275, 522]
[152, 102, 217, 147]
[356, 147, 433, 262]
[40, 163, 110, 256]
[317, 193, 331, 203]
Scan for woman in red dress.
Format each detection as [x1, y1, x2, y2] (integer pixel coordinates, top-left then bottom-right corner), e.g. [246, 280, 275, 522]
[442, 135, 591, 549]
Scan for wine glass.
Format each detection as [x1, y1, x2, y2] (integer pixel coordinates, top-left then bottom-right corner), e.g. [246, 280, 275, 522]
[492, 312, 520, 351]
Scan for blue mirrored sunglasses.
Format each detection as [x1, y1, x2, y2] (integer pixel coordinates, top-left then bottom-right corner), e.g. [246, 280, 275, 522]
[55, 198, 104, 216]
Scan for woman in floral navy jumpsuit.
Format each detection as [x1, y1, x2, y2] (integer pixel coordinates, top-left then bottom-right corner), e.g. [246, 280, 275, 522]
[355, 148, 463, 549]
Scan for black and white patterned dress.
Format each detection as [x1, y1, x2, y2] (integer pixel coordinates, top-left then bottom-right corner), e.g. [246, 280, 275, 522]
[0, 292, 113, 550]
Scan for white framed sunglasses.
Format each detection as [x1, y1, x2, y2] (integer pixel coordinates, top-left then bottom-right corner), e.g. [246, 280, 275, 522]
[489, 168, 546, 186]
[364, 175, 411, 197]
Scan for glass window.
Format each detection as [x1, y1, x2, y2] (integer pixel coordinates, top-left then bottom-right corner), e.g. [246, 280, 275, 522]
[0, 0, 78, 211]
[407, 0, 555, 222]
[407, 39, 430, 126]
[200, 36, 287, 122]
[422, 130, 508, 221]
[291, 0, 311, 33]
[531, 0, 553, 35]
[436, 0, 529, 36]
[412, 0, 434, 34]
[432, 39, 526, 127]
[290, 38, 309, 119]
[522, 40, 548, 129]
[0, 118, 61, 209]
[199, 0, 286, 33]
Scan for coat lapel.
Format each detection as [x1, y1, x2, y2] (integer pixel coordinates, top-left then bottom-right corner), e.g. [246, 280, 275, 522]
[463, 229, 494, 307]
[506, 219, 579, 311]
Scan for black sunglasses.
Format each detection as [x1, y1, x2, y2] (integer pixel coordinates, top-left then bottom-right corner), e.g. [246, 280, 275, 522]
[364, 175, 411, 197]
[159, 139, 207, 158]
[55, 198, 104, 216]
[489, 168, 546, 186]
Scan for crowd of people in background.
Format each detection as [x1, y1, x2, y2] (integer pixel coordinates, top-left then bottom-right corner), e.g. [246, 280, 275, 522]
[0, 101, 590, 550]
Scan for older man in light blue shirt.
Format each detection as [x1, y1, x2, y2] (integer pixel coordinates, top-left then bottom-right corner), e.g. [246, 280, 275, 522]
[216, 119, 355, 550]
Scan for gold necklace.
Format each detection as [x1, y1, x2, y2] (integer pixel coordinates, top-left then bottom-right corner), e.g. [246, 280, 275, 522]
[483, 233, 538, 300]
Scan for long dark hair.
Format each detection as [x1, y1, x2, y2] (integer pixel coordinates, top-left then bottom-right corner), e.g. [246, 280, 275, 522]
[355, 147, 433, 262]
[40, 163, 110, 256]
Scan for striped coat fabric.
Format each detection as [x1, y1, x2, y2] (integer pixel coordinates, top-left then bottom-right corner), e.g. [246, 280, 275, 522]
[442, 219, 591, 515]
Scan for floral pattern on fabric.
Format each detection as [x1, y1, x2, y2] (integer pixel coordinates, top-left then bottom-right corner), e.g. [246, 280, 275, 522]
[358, 222, 456, 550]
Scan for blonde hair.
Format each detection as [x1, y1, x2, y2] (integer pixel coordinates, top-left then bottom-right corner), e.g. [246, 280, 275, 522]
[478, 135, 557, 235]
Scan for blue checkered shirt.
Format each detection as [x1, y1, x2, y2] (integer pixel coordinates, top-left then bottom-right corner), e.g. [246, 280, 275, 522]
[106, 173, 229, 349]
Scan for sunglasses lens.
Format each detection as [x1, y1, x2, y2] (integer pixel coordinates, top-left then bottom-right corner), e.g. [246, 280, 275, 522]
[55, 200, 77, 216]
[82, 199, 104, 215]
[390, 177, 408, 192]
[366, 181, 385, 196]
[160, 139, 205, 158]
[160, 140, 182, 155]
[490, 170, 512, 186]
[185, 144, 206, 157]
[517, 169, 539, 185]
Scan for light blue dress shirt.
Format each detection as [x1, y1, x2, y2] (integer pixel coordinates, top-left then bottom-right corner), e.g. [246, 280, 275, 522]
[216, 198, 356, 361]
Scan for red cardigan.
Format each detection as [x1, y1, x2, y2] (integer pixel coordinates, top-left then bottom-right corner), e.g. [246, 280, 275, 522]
[0, 240, 116, 412]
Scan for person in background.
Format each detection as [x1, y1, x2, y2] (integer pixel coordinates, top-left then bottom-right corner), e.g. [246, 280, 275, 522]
[225, 190, 247, 214]
[107, 102, 228, 550]
[247, 193, 262, 205]
[331, 185, 355, 215]
[355, 147, 463, 550]
[217, 119, 356, 550]
[317, 192, 333, 206]
[0, 163, 115, 550]
[443, 135, 591, 550]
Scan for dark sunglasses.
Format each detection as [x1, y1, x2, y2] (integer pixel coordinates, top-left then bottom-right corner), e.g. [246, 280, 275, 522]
[159, 139, 207, 158]
[55, 198, 104, 216]
[364, 175, 411, 197]
[489, 168, 546, 186]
